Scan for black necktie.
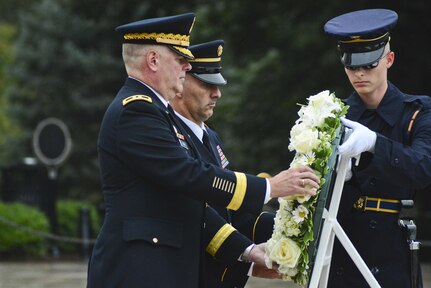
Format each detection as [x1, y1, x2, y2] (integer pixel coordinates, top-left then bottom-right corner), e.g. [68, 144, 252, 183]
[202, 129, 213, 153]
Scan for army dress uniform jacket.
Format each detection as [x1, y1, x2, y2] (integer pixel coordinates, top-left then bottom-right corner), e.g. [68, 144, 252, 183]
[328, 82, 431, 288]
[176, 120, 275, 288]
[87, 77, 268, 288]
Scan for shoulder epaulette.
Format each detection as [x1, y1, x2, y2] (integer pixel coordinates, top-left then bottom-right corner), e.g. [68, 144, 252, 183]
[122, 95, 152, 106]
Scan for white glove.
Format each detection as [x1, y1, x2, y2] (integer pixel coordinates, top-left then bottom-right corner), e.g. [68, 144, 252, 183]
[345, 158, 352, 182]
[338, 118, 377, 159]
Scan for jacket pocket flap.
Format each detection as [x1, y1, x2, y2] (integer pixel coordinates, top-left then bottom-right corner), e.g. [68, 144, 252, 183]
[123, 217, 183, 248]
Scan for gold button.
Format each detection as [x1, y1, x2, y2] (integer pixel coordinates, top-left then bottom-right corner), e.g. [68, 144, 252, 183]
[152, 237, 158, 244]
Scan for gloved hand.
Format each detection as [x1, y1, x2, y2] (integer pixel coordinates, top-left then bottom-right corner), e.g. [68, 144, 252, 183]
[338, 118, 377, 159]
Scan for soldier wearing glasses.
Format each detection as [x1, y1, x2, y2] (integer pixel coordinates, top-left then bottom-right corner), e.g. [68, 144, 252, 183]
[325, 9, 431, 288]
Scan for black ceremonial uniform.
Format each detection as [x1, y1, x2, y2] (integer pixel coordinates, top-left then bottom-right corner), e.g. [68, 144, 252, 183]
[177, 121, 275, 288]
[87, 77, 267, 288]
[328, 82, 431, 288]
[204, 127, 275, 288]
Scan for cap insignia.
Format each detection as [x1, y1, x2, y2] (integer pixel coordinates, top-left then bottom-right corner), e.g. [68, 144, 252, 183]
[217, 45, 223, 57]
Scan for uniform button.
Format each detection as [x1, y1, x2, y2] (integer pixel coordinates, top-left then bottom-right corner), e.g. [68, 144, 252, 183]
[152, 237, 159, 244]
[370, 266, 380, 275]
[369, 177, 377, 186]
[394, 158, 400, 165]
[369, 220, 377, 229]
[336, 267, 344, 276]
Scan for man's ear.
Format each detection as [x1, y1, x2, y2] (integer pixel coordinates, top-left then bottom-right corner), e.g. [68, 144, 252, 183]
[146, 50, 159, 72]
[386, 51, 395, 69]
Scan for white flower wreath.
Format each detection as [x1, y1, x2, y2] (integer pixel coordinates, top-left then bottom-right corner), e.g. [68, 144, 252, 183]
[265, 90, 348, 286]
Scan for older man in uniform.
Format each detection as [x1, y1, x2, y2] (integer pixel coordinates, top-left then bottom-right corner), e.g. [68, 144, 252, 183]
[87, 12, 320, 288]
[171, 40, 278, 287]
[325, 9, 431, 288]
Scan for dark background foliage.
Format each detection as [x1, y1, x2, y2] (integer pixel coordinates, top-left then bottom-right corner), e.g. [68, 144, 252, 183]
[0, 0, 430, 205]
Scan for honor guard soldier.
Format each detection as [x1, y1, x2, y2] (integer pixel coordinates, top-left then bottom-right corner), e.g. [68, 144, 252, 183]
[171, 40, 279, 287]
[87, 12, 319, 288]
[324, 9, 431, 288]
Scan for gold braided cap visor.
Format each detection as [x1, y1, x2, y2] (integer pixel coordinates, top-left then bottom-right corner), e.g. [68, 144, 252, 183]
[123, 32, 190, 46]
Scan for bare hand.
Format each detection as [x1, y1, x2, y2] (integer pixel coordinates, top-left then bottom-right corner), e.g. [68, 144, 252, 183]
[252, 264, 281, 279]
[268, 166, 320, 198]
[248, 243, 267, 267]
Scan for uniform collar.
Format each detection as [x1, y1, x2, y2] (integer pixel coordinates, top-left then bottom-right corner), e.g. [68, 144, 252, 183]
[127, 76, 169, 108]
[345, 82, 404, 127]
[174, 111, 205, 142]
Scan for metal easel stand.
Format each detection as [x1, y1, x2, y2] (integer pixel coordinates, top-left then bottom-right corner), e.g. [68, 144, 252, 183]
[308, 154, 381, 288]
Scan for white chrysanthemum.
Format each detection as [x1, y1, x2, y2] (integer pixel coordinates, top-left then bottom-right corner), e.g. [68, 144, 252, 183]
[290, 152, 316, 168]
[284, 226, 301, 237]
[308, 90, 342, 114]
[292, 205, 309, 224]
[298, 91, 342, 127]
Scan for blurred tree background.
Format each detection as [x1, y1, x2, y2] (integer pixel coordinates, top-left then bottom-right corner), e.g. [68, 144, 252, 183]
[0, 0, 430, 207]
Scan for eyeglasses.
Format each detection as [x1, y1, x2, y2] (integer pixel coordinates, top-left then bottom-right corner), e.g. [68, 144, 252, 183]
[345, 51, 391, 71]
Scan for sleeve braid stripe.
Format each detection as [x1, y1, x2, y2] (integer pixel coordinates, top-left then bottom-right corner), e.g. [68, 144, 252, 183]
[252, 211, 267, 242]
[227, 172, 247, 210]
[206, 224, 236, 256]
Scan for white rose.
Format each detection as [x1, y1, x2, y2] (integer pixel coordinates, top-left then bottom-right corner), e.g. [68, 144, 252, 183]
[283, 194, 312, 204]
[289, 128, 320, 154]
[267, 237, 301, 269]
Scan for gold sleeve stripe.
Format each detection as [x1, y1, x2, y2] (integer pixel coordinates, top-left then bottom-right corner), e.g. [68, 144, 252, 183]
[227, 172, 247, 210]
[215, 177, 221, 189]
[227, 182, 234, 194]
[222, 179, 228, 191]
[206, 224, 236, 256]
[252, 212, 267, 242]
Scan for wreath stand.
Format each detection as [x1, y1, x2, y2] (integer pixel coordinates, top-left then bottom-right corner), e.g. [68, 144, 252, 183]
[308, 152, 381, 288]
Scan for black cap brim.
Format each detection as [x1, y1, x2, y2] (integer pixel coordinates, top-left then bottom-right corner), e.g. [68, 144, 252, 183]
[341, 46, 385, 67]
[191, 73, 227, 85]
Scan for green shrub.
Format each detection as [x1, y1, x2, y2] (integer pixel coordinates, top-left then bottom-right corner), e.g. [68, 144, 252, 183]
[56, 200, 100, 254]
[0, 202, 50, 257]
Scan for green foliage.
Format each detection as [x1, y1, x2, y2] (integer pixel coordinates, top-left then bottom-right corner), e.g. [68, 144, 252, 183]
[56, 199, 100, 254]
[0, 202, 50, 257]
[2, 0, 431, 205]
[0, 24, 22, 164]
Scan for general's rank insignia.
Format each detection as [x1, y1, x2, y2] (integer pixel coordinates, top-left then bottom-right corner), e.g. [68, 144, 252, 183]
[217, 145, 229, 168]
[122, 94, 152, 106]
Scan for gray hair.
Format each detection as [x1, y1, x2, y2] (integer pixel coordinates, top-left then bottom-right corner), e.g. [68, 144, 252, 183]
[122, 44, 148, 73]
